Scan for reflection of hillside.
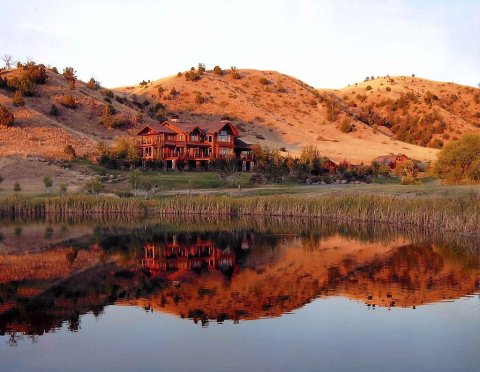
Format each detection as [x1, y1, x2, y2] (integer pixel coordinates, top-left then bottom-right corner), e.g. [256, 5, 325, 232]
[125, 236, 479, 323]
[0, 230, 478, 338]
[338, 244, 479, 308]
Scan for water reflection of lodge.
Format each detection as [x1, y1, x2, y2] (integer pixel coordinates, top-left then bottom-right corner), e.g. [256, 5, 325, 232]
[142, 235, 244, 277]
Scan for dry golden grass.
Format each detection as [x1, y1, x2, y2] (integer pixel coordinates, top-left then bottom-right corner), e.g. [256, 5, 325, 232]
[0, 69, 138, 160]
[116, 70, 455, 162]
[0, 248, 100, 284]
[334, 76, 480, 147]
[1, 67, 478, 164]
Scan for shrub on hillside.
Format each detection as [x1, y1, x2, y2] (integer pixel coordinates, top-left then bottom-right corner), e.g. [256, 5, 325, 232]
[86, 77, 100, 90]
[259, 77, 270, 85]
[0, 104, 14, 127]
[230, 66, 241, 79]
[7, 75, 36, 96]
[62, 67, 77, 90]
[111, 113, 133, 129]
[57, 94, 77, 109]
[115, 95, 125, 104]
[366, 85, 372, 91]
[185, 70, 201, 81]
[0, 76, 7, 89]
[385, 87, 391, 92]
[12, 90, 24, 107]
[23, 62, 47, 84]
[213, 65, 223, 75]
[428, 138, 444, 149]
[49, 104, 60, 116]
[64, 145, 77, 160]
[339, 120, 354, 133]
[101, 89, 114, 98]
[195, 93, 206, 104]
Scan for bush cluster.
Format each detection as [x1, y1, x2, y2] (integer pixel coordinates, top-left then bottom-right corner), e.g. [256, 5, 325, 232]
[57, 94, 77, 109]
[12, 90, 24, 106]
[0, 104, 14, 127]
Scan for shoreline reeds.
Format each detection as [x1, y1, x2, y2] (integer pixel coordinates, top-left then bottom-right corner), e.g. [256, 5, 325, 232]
[0, 193, 478, 234]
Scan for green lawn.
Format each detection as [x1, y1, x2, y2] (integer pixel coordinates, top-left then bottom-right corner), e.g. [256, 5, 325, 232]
[135, 171, 253, 191]
[71, 159, 253, 191]
[30, 159, 480, 198]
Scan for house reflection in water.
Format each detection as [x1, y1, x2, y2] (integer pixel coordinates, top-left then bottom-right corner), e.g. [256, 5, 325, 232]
[141, 234, 253, 278]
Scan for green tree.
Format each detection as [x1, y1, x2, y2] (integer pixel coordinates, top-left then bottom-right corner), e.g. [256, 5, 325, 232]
[13, 181, 21, 192]
[138, 177, 153, 199]
[59, 183, 67, 196]
[84, 179, 104, 195]
[129, 169, 141, 195]
[433, 134, 480, 184]
[211, 155, 238, 183]
[43, 175, 53, 193]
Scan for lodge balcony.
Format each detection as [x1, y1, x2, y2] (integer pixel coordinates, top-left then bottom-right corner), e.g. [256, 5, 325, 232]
[141, 152, 253, 162]
[138, 138, 234, 147]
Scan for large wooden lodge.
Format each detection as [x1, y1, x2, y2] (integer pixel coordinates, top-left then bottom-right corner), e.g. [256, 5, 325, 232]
[137, 119, 254, 170]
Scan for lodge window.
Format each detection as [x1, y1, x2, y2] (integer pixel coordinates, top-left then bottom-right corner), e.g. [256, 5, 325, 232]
[219, 147, 231, 156]
[208, 136, 213, 142]
[190, 135, 198, 141]
[218, 130, 230, 143]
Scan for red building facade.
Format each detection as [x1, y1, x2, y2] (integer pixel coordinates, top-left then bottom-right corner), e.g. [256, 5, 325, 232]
[137, 119, 254, 170]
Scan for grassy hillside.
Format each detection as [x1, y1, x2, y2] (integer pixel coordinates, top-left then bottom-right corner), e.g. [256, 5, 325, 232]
[116, 68, 461, 162]
[330, 76, 480, 148]
[0, 66, 141, 159]
[1, 64, 479, 164]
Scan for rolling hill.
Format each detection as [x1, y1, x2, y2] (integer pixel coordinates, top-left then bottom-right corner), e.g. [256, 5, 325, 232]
[1, 64, 479, 164]
[118, 68, 480, 162]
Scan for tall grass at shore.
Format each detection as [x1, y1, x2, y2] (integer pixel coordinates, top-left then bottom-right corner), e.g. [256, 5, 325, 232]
[0, 193, 478, 233]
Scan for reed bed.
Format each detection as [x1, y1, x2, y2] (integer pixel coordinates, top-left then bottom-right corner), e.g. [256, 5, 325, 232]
[0, 193, 478, 233]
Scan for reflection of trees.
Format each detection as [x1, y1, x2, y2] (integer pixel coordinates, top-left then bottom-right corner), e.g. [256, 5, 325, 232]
[67, 311, 81, 332]
[0, 222, 478, 342]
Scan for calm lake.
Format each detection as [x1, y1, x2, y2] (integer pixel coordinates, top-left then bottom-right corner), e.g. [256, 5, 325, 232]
[0, 217, 478, 372]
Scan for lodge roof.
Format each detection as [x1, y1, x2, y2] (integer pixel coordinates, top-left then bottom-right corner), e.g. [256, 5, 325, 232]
[137, 123, 176, 135]
[234, 138, 251, 149]
[165, 120, 238, 135]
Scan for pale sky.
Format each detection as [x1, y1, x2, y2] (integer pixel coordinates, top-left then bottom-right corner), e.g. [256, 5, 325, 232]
[1, 0, 479, 88]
